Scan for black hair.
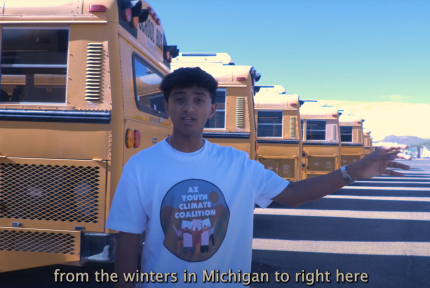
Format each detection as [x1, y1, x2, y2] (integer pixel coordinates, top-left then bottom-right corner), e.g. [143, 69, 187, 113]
[160, 67, 218, 104]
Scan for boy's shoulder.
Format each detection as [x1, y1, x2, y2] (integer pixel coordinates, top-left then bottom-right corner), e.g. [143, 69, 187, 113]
[207, 141, 251, 160]
[124, 140, 165, 168]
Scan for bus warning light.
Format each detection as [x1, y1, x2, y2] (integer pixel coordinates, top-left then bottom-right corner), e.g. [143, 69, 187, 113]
[126, 129, 134, 149]
[131, 16, 139, 29]
[165, 51, 172, 63]
[88, 5, 106, 12]
[134, 130, 141, 148]
[123, 9, 132, 22]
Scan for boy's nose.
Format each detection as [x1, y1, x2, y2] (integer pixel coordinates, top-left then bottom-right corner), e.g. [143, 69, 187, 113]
[182, 101, 196, 112]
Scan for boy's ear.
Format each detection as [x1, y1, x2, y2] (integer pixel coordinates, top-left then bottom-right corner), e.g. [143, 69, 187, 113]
[208, 102, 217, 119]
[163, 99, 170, 116]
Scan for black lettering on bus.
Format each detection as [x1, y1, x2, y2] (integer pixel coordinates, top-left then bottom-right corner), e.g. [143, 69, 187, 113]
[156, 30, 163, 50]
[150, 21, 154, 43]
[139, 19, 155, 43]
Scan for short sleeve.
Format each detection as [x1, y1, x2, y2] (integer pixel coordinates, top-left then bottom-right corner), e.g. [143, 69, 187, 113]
[105, 171, 147, 234]
[249, 159, 290, 208]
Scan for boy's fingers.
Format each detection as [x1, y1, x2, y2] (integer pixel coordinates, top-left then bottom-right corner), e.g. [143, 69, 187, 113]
[385, 169, 404, 177]
[396, 153, 412, 160]
[381, 145, 407, 152]
[379, 153, 397, 160]
[387, 162, 410, 170]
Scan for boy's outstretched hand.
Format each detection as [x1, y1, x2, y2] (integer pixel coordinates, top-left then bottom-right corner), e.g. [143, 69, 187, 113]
[273, 145, 413, 207]
[347, 145, 412, 181]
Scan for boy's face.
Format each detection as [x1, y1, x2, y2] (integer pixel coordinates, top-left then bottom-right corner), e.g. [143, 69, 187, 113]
[164, 86, 217, 137]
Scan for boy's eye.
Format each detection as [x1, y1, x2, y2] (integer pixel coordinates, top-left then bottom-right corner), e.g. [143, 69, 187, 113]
[174, 97, 183, 102]
[196, 98, 204, 102]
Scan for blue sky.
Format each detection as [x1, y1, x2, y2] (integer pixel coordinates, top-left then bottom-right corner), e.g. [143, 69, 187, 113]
[155, 0, 429, 139]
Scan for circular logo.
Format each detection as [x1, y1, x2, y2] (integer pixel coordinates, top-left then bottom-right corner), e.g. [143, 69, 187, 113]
[160, 179, 230, 262]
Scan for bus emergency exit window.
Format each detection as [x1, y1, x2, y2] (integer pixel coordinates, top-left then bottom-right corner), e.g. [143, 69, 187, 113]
[257, 111, 282, 137]
[306, 120, 326, 140]
[340, 126, 353, 142]
[0, 29, 69, 103]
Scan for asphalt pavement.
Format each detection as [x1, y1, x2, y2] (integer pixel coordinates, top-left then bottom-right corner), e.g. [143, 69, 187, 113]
[252, 159, 430, 288]
[1, 159, 429, 288]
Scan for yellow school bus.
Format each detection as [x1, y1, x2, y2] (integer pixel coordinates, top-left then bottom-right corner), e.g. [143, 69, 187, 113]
[300, 105, 342, 179]
[363, 130, 373, 155]
[171, 53, 261, 160]
[0, 0, 178, 272]
[339, 115, 365, 166]
[253, 85, 302, 182]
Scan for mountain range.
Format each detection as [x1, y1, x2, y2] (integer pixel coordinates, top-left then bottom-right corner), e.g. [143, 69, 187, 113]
[380, 136, 430, 146]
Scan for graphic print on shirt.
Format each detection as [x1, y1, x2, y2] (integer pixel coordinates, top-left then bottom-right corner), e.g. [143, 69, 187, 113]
[160, 179, 230, 262]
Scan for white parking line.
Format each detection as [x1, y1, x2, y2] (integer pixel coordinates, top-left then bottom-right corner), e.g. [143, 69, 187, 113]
[324, 195, 430, 202]
[341, 186, 430, 191]
[254, 208, 430, 221]
[252, 239, 430, 256]
[362, 177, 430, 181]
[354, 181, 430, 185]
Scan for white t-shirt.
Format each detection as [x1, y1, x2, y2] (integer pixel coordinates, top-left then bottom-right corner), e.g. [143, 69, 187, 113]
[106, 139, 289, 287]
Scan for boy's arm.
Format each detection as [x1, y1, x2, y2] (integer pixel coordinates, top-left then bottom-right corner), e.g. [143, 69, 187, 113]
[273, 145, 411, 207]
[115, 232, 141, 288]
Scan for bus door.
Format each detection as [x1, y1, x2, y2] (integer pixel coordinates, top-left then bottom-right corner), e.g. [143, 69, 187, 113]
[171, 53, 261, 159]
[254, 87, 302, 182]
[339, 115, 365, 166]
[300, 106, 341, 179]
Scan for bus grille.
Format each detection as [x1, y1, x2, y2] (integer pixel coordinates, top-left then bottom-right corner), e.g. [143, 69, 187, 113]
[258, 157, 295, 179]
[0, 163, 100, 223]
[0, 229, 76, 254]
[307, 156, 336, 172]
[341, 155, 361, 166]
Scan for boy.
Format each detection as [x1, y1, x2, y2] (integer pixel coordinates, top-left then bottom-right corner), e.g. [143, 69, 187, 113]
[106, 67, 410, 288]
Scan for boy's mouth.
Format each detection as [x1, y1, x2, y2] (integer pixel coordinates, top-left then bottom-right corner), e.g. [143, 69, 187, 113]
[180, 116, 196, 125]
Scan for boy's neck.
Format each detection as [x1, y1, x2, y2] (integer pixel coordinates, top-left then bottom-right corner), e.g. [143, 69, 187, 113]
[168, 131, 205, 153]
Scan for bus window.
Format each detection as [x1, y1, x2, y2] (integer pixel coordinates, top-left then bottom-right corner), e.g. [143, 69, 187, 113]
[306, 120, 326, 140]
[340, 126, 353, 142]
[257, 111, 283, 137]
[132, 54, 166, 118]
[0, 28, 69, 103]
[204, 88, 226, 128]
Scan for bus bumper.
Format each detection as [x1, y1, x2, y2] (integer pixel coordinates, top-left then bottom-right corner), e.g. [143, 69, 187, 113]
[0, 228, 118, 273]
[80, 232, 117, 263]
